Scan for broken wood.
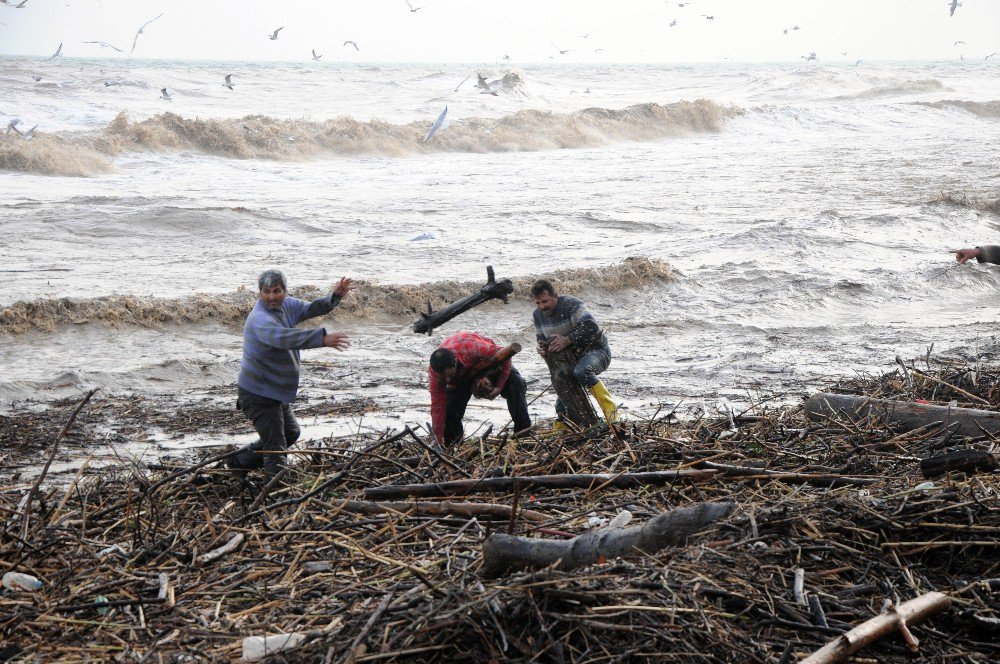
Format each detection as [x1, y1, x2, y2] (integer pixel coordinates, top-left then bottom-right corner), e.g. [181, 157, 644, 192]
[920, 449, 997, 478]
[544, 347, 599, 428]
[805, 392, 1000, 438]
[800, 591, 951, 663]
[480, 502, 734, 577]
[200, 533, 244, 564]
[362, 469, 717, 500]
[330, 498, 548, 523]
[700, 461, 878, 487]
[412, 265, 514, 335]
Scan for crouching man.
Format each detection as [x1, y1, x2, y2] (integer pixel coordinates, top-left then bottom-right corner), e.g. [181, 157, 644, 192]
[531, 279, 618, 425]
[429, 331, 532, 446]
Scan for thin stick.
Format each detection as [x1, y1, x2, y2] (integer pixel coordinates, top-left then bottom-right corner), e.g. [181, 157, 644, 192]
[21, 388, 98, 541]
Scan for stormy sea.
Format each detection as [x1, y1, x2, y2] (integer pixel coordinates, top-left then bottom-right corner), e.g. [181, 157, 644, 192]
[3, 55, 1000, 455]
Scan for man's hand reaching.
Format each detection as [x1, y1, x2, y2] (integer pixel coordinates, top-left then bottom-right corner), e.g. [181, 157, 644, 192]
[951, 248, 982, 264]
[333, 277, 356, 298]
[323, 332, 350, 350]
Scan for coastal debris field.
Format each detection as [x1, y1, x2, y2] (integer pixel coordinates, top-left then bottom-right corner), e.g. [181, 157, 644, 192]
[1, 361, 998, 662]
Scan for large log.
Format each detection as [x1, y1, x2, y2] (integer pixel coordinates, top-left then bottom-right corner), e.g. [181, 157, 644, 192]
[804, 392, 1000, 438]
[362, 469, 717, 500]
[412, 265, 514, 335]
[544, 347, 599, 428]
[480, 502, 735, 577]
[800, 591, 952, 663]
[920, 449, 997, 479]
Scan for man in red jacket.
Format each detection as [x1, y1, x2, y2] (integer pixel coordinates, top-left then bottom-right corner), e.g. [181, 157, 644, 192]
[428, 331, 532, 446]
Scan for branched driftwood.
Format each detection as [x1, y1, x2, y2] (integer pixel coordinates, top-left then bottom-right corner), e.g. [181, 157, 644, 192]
[481, 502, 735, 577]
[801, 591, 952, 663]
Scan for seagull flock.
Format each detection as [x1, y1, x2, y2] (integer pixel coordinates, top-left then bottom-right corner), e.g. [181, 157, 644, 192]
[1, 0, 993, 145]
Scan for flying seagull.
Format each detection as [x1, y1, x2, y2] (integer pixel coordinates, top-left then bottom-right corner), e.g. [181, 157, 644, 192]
[82, 40, 122, 52]
[579, 33, 590, 38]
[131, 13, 163, 56]
[223, 74, 234, 90]
[782, 29, 788, 34]
[954, 40, 966, 46]
[404, 0, 424, 12]
[987, 52, 998, 60]
[13, 0, 28, 7]
[949, 0, 961, 17]
[46, 43, 62, 61]
[803, 52, 817, 61]
[551, 43, 569, 55]
[670, 19, 677, 27]
[6, 118, 22, 136]
[269, 27, 283, 40]
[344, 40, 359, 51]
[312, 49, 322, 60]
[676, 2, 694, 6]
[702, 14, 717, 20]
[502, 54, 510, 60]
[423, 106, 447, 142]
[160, 87, 172, 101]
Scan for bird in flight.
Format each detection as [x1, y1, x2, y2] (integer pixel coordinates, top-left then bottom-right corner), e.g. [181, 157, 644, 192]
[160, 87, 172, 101]
[670, 19, 677, 27]
[47, 43, 62, 61]
[987, 52, 998, 60]
[82, 40, 122, 52]
[502, 54, 510, 60]
[130, 13, 163, 56]
[423, 106, 447, 142]
[223, 74, 234, 90]
[579, 33, 590, 39]
[404, 0, 424, 12]
[312, 49, 322, 60]
[5, 119, 36, 139]
[269, 27, 283, 40]
[702, 15, 717, 20]
[344, 40, 359, 51]
[949, 0, 961, 17]
[551, 43, 569, 55]
[803, 52, 817, 61]
[954, 40, 966, 46]
[676, 2, 694, 6]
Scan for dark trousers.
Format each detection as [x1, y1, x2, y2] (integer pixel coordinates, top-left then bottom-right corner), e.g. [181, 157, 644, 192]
[233, 387, 301, 480]
[443, 367, 531, 446]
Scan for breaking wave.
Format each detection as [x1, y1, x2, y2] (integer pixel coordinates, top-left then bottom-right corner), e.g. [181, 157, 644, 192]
[0, 257, 674, 335]
[0, 99, 737, 176]
[911, 99, 1000, 118]
[929, 192, 1000, 215]
[832, 78, 945, 101]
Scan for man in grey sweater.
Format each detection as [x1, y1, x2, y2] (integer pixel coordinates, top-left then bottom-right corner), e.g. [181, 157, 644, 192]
[229, 269, 354, 484]
[531, 279, 618, 426]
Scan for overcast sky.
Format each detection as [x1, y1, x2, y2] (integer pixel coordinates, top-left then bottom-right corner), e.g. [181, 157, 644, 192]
[1, 0, 998, 64]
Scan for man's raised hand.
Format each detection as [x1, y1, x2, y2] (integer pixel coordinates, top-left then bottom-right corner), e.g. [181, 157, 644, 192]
[323, 332, 350, 350]
[951, 248, 981, 264]
[334, 277, 356, 298]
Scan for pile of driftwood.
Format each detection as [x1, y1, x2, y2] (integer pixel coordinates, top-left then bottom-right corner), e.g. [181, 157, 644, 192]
[1, 359, 999, 662]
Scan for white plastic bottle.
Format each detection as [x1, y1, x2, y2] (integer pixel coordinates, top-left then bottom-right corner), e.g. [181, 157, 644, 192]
[241, 633, 307, 662]
[2, 572, 43, 591]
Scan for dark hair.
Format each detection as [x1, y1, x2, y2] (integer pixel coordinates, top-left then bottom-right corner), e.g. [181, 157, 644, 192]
[429, 348, 457, 372]
[530, 279, 556, 298]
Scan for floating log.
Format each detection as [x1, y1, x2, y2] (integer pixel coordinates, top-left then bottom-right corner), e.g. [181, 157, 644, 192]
[544, 347, 599, 428]
[480, 502, 735, 577]
[362, 469, 717, 500]
[920, 449, 997, 479]
[412, 265, 514, 335]
[800, 591, 952, 663]
[805, 392, 1000, 438]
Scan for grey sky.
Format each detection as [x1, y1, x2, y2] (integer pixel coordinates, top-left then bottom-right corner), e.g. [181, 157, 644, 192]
[1, 0, 998, 63]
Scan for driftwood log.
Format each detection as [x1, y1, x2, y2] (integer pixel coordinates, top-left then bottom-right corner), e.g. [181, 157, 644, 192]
[805, 392, 1000, 438]
[412, 265, 514, 335]
[544, 347, 599, 428]
[362, 469, 718, 500]
[920, 449, 997, 479]
[480, 502, 735, 577]
[801, 591, 952, 663]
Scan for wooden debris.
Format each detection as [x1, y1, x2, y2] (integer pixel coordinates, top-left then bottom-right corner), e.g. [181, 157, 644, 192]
[805, 392, 1000, 438]
[481, 502, 734, 577]
[801, 591, 952, 663]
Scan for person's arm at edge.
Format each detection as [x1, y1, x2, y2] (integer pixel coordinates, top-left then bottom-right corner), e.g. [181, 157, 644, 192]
[429, 370, 447, 445]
